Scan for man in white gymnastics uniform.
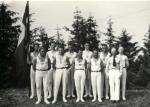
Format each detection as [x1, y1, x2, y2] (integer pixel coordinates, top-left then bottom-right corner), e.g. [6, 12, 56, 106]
[117, 46, 129, 100]
[47, 42, 57, 99]
[52, 46, 70, 103]
[99, 44, 110, 99]
[33, 46, 51, 104]
[72, 50, 87, 102]
[65, 43, 77, 98]
[27, 43, 39, 99]
[82, 43, 93, 97]
[106, 48, 122, 103]
[89, 50, 103, 102]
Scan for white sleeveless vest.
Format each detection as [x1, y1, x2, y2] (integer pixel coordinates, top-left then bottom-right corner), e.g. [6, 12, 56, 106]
[36, 55, 48, 70]
[75, 58, 85, 70]
[91, 57, 101, 71]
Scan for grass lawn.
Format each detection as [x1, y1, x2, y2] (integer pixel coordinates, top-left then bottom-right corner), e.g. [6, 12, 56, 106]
[0, 88, 150, 107]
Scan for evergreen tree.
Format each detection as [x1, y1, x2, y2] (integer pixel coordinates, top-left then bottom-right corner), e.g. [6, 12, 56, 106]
[65, 8, 99, 51]
[143, 26, 150, 55]
[105, 18, 116, 51]
[0, 3, 20, 88]
[116, 29, 139, 63]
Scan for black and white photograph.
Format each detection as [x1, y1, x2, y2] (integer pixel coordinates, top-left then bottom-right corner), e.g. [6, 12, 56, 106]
[0, 0, 150, 107]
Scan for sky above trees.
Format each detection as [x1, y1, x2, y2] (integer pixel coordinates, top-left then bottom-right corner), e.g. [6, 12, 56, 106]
[5, 0, 150, 46]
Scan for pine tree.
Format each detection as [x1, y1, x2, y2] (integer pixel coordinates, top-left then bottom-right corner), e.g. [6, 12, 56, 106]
[105, 18, 115, 51]
[65, 8, 99, 51]
[117, 29, 139, 63]
[143, 26, 150, 55]
[0, 3, 20, 88]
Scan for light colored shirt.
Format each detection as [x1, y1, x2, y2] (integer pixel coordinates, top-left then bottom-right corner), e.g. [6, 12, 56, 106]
[116, 54, 129, 68]
[65, 51, 77, 65]
[99, 52, 110, 67]
[75, 58, 85, 70]
[47, 50, 56, 64]
[90, 57, 102, 71]
[55, 53, 67, 68]
[36, 55, 48, 70]
[30, 52, 38, 64]
[82, 50, 92, 63]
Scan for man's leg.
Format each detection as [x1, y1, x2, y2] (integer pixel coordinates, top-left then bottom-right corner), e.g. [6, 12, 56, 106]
[97, 72, 102, 102]
[43, 71, 50, 104]
[47, 69, 53, 99]
[30, 66, 36, 99]
[122, 69, 127, 100]
[67, 68, 71, 98]
[109, 70, 115, 101]
[74, 70, 80, 102]
[62, 69, 68, 102]
[91, 72, 97, 102]
[71, 68, 75, 97]
[35, 71, 42, 104]
[80, 71, 86, 102]
[52, 69, 63, 104]
[105, 69, 109, 99]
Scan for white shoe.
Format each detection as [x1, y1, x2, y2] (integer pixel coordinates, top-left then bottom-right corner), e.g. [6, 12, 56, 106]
[63, 98, 67, 103]
[98, 99, 102, 103]
[122, 97, 126, 101]
[84, 94, 88, 98]
[76, 99, 80, 102]
[92, 99, 96, 102]
[72, 94, 75, 98]
[35, 100, 41, 104]
[52, 100, 57, 104]
[47, 95, 51, 99]
[105, 96, 109, 100]
[89, 94, 93, 98]
[44, 99, 50, 104]
[67, 95, 71, 98]
[30, 95, 34, 99]
[81, 99, 85, 102]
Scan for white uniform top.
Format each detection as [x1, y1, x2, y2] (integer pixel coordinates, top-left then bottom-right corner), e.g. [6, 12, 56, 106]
[106, 56, 121, 70]
[99, 52, 110, 67]
[30, 52, 38, 64]
[116, 54, 129, 68]
[90, 57, 102, 71]
[36, 55, 48, 70]
[55, 53, 67, 68]
[82, 50, 92, 63]
[75, 58, 85, 70]
[65, 51, 77, 65]
[47, 50, 56, 64]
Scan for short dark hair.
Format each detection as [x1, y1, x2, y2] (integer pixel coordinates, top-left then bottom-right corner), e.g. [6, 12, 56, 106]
[39, 46, 46, 51]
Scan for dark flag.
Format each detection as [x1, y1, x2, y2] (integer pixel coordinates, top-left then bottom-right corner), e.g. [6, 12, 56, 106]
[15, 1, 30, 88]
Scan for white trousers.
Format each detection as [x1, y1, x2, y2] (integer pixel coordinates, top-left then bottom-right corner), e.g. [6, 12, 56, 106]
[91, 72, 102, 100]
[30, 66, 36, 97]
[74, 70, 85, 100]
[121, 68, 127, 98]
[67, 68, 75, 96]
[47, 69, 54, 98]
[53, 69, 67, 101]
[101, 68, 109, 98]
[109, 69, 121, 101]
[35, 70, 48, 101]
[85, 68, 92, 95]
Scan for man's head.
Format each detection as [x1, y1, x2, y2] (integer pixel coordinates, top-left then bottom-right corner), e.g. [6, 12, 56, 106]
[93, 49, 99, 58]
[68, 43, 73, 51]
[77, 50, 83, 58]
[58, 46, 64, 55]
[111, 47, 117, 56]
[50, 42, 55, 50]
[39, 46, 46, 57]
[118, 46, 124, 54]
[102, 44, 108, 52]
[84, 43, 90, 50]
[33, 43, 39, 51]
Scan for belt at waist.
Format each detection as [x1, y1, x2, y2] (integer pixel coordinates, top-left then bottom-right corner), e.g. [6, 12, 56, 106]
[111, 67, 120, 70]
[75, 69, 84, 70]
[36, 69, 49, 71]
[56, 67, 66, 69]
[91, 70, 101, 72]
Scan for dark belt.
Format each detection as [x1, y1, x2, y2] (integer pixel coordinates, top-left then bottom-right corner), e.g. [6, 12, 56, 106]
[91, 70, 101, 72]
[36, 69, 49, 71]
[56, 67, 66, 69]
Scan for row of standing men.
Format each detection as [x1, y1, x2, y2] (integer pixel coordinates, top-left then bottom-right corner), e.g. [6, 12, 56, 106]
[27, 42, 129, 104]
